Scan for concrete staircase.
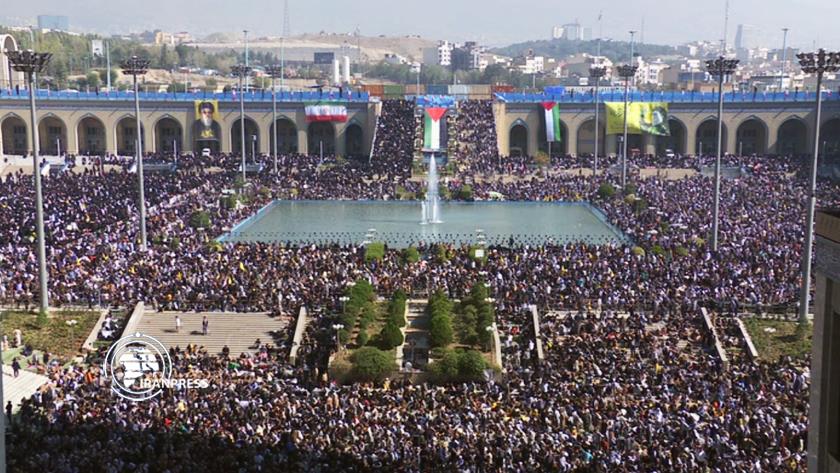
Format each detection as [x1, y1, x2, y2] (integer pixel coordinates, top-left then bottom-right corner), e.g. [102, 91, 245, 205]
[3, 366, 49, 412]
[135, 311, 288, 356]
[401, 300, 430, 370]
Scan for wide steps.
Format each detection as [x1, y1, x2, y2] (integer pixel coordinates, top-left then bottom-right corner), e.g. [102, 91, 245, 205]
[136, 311, 287, 356]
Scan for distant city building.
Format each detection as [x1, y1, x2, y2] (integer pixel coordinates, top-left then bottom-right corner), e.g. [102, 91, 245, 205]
[552, 27, 564, 40]
[437, 41, 454, 66]
[154, 30, 194, 46]
[582, 27, 592, 41]
[735, 24, 757, 50]
[735, 24, 759, 61]
[562, 21, 583, 41]
[422, 40, 486, 70]
[37, 15, 69, 31]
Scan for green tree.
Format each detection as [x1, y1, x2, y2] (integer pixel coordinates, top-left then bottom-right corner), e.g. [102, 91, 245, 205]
[86, 71, 101, 89]
[377, 322, 404, 350]
[429, 312, 454, 348]
[457, 350, 487, 381]
[456, 305, 479, 345]
[351, 347, 395, 382]
[432, 350, 460, 380]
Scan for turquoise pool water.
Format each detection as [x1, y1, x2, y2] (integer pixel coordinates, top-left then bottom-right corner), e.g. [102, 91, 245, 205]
[219, 200, 630, 248]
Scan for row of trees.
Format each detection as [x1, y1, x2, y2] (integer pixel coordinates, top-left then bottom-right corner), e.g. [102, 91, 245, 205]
[364, 61, 557, 89]
[428, 282, 495, 349]
[491, 37, 676, 63]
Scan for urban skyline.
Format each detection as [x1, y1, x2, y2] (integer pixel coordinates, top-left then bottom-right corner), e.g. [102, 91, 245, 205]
[1, 0, 839, 50]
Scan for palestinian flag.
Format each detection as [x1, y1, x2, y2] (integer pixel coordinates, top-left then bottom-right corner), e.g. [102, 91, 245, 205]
[423, 107, 447, 150]
[305, 103, 348, 122]
[542, 102, 561, 142]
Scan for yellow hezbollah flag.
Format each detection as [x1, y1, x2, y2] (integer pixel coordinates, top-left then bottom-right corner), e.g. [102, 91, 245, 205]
[605, 102, 670, 136]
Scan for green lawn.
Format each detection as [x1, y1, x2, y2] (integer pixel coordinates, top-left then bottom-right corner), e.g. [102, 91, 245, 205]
[743, 318, 812, 362]
[0, 310, 101, 359]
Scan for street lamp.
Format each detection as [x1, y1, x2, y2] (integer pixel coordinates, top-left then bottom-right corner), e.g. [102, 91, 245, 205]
[617, 64, 638, 188]
[332, 323, 344, 352]
[705, 56, 739, 253]
[796, 49, 840, 324]
[7, 49, 51, 315]
[589, 66, 606, 175]
[231, 64, 252, 182]
[265, 65, 283, 174]
[120, 55, 151, 251]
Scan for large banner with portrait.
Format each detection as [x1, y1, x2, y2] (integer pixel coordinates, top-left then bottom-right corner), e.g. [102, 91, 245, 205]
[194, 100, 221, 141]
[605, 102, 670, 136]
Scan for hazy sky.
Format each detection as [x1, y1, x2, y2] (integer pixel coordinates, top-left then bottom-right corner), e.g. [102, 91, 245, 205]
[4, 0, 839, 49]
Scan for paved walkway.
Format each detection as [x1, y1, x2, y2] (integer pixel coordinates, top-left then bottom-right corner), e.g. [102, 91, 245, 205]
[2, 366, 48, 412]
[135, 311, 288, 355]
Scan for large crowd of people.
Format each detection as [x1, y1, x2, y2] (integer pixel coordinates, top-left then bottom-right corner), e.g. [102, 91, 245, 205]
[0, 98, 827, 471]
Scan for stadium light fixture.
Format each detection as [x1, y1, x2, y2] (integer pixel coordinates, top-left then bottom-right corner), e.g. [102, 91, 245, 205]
[589, 66, 607, 175]
[120, 55, 151, 250]
[7, 49, 52, 314]
[704, 56, 739, 254]
[231, 64, 252, 181]
[796, 49, 840, 325]
[265, 65, 284, 174]
[617, 64, 638, 188]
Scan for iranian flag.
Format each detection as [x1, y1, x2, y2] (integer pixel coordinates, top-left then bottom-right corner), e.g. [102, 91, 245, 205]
[423, 107, 447, 150]
[305, 104, 348, 122]
[542, 102, 561, 142]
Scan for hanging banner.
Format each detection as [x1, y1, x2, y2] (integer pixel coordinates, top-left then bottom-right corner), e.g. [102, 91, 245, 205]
[541, 102, 562, 142]
[305, 104, 348, 122]
[194, 100, 220, 141]
[605, 102, 670, 136]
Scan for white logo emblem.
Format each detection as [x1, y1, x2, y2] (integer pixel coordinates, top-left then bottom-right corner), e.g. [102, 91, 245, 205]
[103, 332, 172, 401]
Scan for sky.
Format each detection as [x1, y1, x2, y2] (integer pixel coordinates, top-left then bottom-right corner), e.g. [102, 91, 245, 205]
[3, 0, 839, 49]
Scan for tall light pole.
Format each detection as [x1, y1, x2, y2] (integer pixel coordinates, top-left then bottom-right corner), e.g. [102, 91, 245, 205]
[121, 55, 151, 250]
[589, 66, 606, 175]
[231, 64, 252, 182]
[779, 28, 789, 92]
[265, 65, 283, 174]
[797, 49, 840, 325]
[617, 64, 638, 188]
[243, 30, 249, 92]
[705, 56, 739, 253]
[4, 48, 51, 473]
[7, 50, 52, 317]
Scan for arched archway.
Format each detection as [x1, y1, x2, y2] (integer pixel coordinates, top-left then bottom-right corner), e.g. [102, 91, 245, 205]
[155, 117, 183, 154]
[308, 122, 336, 156]
[115, 116, 146, 155]
[76, 116, 106, 155]
[735, 117, 768, 155]
[695, 119, 728, 154]
[821, 118, 840, 159]
[39, 116, 67, 156]
[509, 123, 528, 157]
[777, 118, 808, 156]
[269, 118, 298, 155]
[1, 114, 27, 155]
[1, 35, 21, 89]
[232, 118, 260, 156]
[656, 118, 687, 156]
[344, 123, 364, 159]
[538, 120, 568, 155]
[575, 118, 606, 156]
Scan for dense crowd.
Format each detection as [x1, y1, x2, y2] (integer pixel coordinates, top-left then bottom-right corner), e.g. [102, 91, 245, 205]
[0, 99, 826, 471]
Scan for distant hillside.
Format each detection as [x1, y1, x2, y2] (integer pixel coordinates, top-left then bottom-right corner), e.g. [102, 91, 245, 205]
[491, 38, 677, 62]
